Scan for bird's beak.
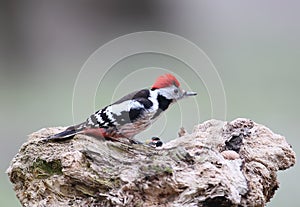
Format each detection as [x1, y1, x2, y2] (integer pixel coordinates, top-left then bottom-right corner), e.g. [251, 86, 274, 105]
[183, 90, 197, 97]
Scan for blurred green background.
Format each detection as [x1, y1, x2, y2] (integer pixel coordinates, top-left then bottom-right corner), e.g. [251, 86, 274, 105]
[1, 1, 299, 206]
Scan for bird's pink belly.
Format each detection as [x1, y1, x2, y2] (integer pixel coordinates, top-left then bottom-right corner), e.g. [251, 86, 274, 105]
[118, 121, 152, 138]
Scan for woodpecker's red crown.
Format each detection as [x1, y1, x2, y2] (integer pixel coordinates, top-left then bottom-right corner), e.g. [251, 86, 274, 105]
[151, 73, 180, 89]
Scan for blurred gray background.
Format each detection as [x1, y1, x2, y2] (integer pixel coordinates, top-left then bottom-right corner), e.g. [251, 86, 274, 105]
[1, 0, 299, 206]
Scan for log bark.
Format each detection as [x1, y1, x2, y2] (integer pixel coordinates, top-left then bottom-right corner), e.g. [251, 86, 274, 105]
[7, 118, 296, 207]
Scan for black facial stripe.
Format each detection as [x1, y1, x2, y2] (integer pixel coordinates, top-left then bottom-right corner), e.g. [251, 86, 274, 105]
[157, 94, 172, 111]
[152, 95, 172, 119]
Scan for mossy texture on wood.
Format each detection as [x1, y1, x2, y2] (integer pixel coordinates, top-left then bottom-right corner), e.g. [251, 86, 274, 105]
[7, 119, 296, 207]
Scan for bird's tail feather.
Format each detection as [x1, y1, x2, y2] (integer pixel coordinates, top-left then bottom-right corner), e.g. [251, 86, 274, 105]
[46, 124, 84, 141]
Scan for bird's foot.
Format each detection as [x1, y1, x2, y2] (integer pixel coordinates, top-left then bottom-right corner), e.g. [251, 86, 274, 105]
[145, 137, 163, 148]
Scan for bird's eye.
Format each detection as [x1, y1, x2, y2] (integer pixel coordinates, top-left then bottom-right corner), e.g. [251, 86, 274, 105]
[174, 88, 179, 93]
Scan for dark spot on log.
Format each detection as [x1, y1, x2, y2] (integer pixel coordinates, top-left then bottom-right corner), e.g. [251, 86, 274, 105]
[225, 134, 244, 152]
[203, 196, 233, 207]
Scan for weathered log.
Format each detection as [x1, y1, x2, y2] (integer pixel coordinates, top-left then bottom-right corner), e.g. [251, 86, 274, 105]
[7, 119, 296, 207]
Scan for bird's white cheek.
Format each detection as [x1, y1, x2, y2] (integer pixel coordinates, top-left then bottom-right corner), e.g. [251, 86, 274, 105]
[148, 91, 159, 111]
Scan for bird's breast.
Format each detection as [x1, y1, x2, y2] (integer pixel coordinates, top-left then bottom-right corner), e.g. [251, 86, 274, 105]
[117, 110, 157, 138]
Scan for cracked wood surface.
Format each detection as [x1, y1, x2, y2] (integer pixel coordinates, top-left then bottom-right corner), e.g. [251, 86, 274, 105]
[7, 119, 296, 207]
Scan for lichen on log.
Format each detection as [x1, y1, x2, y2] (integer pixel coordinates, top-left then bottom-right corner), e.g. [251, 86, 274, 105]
[7, 119, 296, 207]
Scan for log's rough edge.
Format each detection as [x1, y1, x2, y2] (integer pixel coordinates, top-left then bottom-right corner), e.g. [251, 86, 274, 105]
[7, 118, 296, 207]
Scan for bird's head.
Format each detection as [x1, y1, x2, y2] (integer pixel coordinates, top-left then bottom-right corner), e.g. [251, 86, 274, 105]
[151, 73, 197, 101]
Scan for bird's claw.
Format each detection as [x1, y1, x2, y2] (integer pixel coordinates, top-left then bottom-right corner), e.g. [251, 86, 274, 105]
[145, 137, 163, 148]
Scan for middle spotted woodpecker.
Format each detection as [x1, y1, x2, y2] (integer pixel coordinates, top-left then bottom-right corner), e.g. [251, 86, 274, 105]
[47, 73, 197, 143]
